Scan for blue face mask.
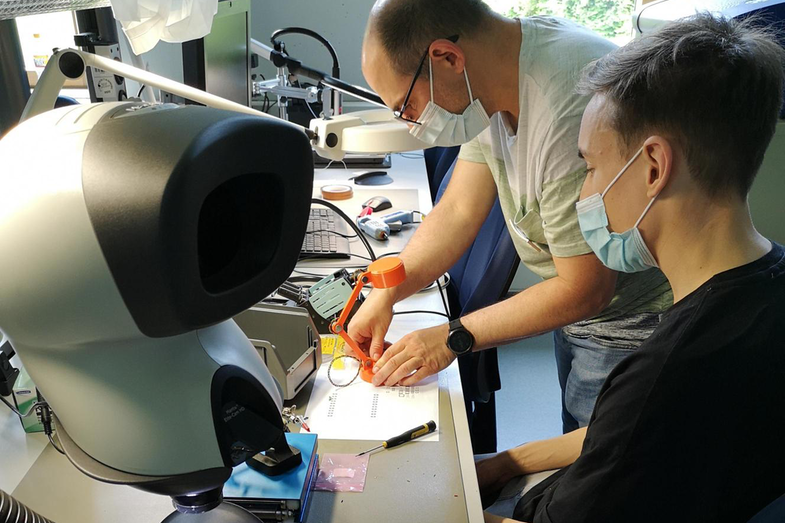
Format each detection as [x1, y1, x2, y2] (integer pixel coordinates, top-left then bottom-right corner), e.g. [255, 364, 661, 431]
[576, 147, 659, 273]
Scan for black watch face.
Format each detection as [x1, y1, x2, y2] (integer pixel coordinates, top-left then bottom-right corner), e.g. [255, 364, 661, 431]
[450, 330, 473, 354]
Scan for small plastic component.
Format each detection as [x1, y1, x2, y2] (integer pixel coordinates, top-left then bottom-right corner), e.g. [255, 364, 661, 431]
[314, 453, 370, 492]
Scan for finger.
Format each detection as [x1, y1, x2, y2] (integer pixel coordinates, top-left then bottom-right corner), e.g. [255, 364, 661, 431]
[383, 356, 423, 387]
[371, 344, 406, 386]
[369, 329, 387, 361]
[373, 339, 402, 374]
[347, 324, 369, 345]
[397, 366, 431, 387]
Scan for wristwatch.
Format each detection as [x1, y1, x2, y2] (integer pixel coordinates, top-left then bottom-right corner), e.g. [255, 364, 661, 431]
[447, 318, 475, 356]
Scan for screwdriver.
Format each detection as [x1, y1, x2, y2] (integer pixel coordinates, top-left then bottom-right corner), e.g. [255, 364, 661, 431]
[356, 421, 437, 457]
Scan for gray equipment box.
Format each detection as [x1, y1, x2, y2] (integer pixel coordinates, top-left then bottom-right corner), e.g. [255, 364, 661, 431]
[234, 303, 320, 400]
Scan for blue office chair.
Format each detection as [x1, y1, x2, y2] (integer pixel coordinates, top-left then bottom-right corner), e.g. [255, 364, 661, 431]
[54, 95, 80, 108]
[748, 494, 785, 523]
[428, 146, 520, 454]
[424, 146, 461, 203]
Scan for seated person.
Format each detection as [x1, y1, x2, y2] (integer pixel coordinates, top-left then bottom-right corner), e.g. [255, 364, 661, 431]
[478, 13, 785, 523]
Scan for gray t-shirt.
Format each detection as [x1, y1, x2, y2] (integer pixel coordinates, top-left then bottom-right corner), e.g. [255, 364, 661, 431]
[458, 17, 673, 343]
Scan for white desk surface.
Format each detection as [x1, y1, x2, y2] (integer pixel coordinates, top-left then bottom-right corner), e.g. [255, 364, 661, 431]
[0, 153, 483, 523]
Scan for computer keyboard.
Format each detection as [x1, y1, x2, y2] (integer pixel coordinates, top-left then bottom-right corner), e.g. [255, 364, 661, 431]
[300, 208, 352, 259]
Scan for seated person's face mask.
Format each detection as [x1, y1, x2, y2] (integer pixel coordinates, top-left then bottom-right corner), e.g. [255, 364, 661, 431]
[576, 146, 659, 273]
[409, 57, 491, 147]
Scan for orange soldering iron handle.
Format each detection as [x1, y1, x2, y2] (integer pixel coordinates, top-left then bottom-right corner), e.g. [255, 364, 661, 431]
[329, 257, 406, 384]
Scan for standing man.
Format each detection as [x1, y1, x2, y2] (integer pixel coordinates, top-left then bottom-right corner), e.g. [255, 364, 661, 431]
[355, 0, 673, 434]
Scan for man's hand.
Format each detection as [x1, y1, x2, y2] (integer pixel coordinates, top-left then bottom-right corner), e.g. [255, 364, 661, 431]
[347, 289, 395, 362]
[476, 451, 518, 507]
[484, 513, 523, 523]
[371, 323, 455, 387]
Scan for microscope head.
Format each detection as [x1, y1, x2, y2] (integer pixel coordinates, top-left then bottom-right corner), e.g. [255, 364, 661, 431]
[0, 102, 313, 507]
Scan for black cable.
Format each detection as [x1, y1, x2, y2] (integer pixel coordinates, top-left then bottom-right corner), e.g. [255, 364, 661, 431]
[378, 251, 402, 259]
[393, 310, 450, 318]
[346, 253, 374, 262]
[287, 276, 323, 284]
[47, 433, 65, 455]
[306, 229, 358, 239]
[311, 198, 376, 261]
[271, 27, 341, 78]
[292, 267, 363, 278]
[36, 403, 65, 455]
[299, 253, 374, 263]
[136, 84, 146, 98]
[260, 297, 291, 305]
[436, 276, 451, 317]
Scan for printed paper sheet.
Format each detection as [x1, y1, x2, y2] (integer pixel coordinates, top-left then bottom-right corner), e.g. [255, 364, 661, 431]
[304, 361, 439, 442]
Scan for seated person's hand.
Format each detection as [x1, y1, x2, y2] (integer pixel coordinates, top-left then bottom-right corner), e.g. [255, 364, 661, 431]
[370, 323, 455, 387]
[484, 513, 521, 523]
[476, 451, 518, 508]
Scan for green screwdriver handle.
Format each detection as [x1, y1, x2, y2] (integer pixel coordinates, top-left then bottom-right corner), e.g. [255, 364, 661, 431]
[383, 420, 437, 449]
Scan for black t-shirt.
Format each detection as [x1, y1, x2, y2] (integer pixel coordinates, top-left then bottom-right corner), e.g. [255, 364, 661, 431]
[517, 242, 785, 523]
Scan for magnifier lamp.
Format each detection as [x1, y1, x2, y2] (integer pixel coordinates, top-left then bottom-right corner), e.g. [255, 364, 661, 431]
[22, 47, 429, 161]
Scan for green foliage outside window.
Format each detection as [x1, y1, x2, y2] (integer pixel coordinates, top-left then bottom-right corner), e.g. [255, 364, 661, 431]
[484, 0, 637, 44]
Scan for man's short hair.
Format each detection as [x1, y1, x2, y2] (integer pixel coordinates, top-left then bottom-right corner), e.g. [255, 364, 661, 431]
[370, 0, 493, 77]
[578, 13, 785, 198]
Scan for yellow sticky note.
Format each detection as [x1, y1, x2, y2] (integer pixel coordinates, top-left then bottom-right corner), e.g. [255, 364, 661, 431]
[320, 335, 347, 369]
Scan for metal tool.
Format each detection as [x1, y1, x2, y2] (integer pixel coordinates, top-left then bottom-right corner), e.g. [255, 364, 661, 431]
[356, 420, 437, 456]
[281, 405, 311, 432]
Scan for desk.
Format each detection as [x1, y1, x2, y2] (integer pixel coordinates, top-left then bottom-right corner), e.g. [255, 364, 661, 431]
[0, 153, 483, 523]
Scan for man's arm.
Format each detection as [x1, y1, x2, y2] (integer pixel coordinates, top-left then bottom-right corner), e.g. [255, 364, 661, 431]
[477, 427, 589, 521]
[463, 253, 616, 349]
[348, 159, 498, 360]
[382, 158, 498, 300]
[484, 514, 522, 523]
[371, 253, 617, 386]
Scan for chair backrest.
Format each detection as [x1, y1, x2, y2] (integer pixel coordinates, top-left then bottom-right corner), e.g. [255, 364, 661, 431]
[434, 156, 519, 316]
[424, 146, 461, 204]
[432, 149, 519, 405]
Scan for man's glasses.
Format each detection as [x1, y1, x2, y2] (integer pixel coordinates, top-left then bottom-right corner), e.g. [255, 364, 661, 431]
[393, 35, 460, 126]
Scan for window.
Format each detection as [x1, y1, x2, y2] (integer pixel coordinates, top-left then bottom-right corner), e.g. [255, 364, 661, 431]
[484, 0, 638, 45]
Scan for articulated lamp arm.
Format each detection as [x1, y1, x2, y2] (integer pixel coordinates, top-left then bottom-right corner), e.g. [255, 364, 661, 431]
[330, 258, 406, 383]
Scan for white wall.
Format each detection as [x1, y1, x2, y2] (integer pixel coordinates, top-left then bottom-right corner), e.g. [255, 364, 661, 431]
[116, 21, 183, 102]
[15, 11, 78, 82]
[749, 121, 785, 245]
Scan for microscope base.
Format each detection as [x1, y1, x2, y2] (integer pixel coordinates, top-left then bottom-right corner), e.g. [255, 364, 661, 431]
[163, 502, 259, 523]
